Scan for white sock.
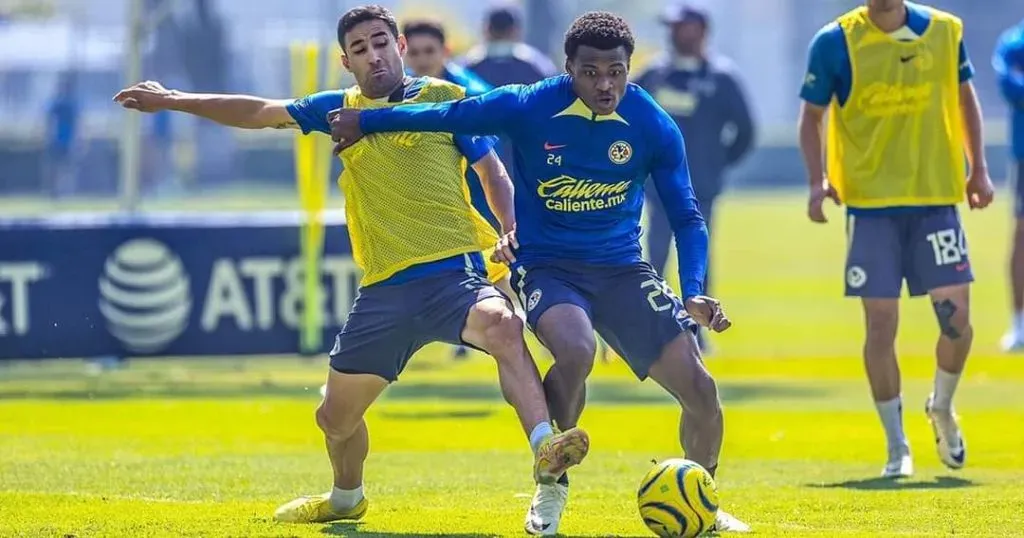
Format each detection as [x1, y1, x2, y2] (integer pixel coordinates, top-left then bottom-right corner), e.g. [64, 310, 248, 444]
[1015, 312, 1024, 334]
[875, 397, 909, 454]
[932, 368, 961, 411]
[529, 422, 554, 454]
[329, 485, 363, 512]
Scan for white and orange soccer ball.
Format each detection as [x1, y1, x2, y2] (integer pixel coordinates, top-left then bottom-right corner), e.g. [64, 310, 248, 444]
[637, 459, 719, 538]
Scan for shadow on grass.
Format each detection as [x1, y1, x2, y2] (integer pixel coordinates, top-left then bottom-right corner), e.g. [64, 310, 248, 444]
[806, 476, 977, 491]
[379, 409, 494, 420]
[0, 380, 823, 405]
[321, 522, 499, 537]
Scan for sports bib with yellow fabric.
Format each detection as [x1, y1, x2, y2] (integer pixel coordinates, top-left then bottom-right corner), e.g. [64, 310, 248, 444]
[338, 78, 500, 286]
[827, 6, 966, 208]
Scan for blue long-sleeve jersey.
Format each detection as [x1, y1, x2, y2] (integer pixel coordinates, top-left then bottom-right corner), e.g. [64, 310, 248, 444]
[360, 75, 709, 299]
[995, 20, 1024, 160]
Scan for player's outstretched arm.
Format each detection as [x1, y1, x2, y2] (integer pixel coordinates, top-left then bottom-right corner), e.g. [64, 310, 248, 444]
[360, 85, 526, 136]
[114, 81, 298, 130]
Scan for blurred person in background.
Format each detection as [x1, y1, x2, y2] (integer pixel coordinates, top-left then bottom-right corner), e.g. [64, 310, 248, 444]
[44, 72, 79, 198]
[799, 0, 993, 479]
[403, 18, 521, 360]
[463, 3, 557, 178]
[995, 18, 1024, 351]
[636, 3, 755, 353]
[463, 4, 557, 87]
[404, 19, 491, 95]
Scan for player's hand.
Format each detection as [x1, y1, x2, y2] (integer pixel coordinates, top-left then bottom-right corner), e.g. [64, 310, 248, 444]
[684, 296, 731, 333]
[491, 230, 519, 264]
[328, 108, 364, 155]
[807, 178, 840, 223]
[113, 81, 175, 113]
[966, 168, 994, 210]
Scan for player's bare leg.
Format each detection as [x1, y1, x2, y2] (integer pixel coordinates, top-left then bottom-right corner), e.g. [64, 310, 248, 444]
[1002, 219, 1024, 350]
[647, 330, 747, 533]
[523, 304, 596, 536]
[454, 275, 525, 359]
[926, 284, 971, 469]
[461, 297, 589, 484]
[535, 304, 597, 430]
[861, 298, 912, 477]
[274, 371, 386, 523]
[647, 332, 723, 471]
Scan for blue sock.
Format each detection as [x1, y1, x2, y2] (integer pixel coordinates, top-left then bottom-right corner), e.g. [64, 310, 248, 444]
[529, 422, 554, 453]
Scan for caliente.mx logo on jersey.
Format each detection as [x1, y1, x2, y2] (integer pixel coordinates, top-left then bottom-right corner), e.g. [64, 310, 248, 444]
[536, 175, 630, 213]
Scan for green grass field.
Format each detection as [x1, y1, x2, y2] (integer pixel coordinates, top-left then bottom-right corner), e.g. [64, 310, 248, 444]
[2, 192, 1024, 537]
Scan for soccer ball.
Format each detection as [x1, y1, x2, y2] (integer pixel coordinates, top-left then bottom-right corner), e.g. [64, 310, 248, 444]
[637, 459, 719, 538]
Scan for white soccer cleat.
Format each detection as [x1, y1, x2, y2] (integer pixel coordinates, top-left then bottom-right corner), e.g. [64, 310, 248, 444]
[1000, 331, 1024, 352]
[881, 448, 914, 478]
[711, 510, 751, 533]
[524, 483, 568, 536]
[926, 395, 966, 470]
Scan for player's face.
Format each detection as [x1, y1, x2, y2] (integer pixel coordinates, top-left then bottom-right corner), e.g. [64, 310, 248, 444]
[866, 0, 903, 11]
[405, 34, 447, 78]
[671, 21, 706, 56]
[342, 19, 407, 98]
[566, 45, 630, 115]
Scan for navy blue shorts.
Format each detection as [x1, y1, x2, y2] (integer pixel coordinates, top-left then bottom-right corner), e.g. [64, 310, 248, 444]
[329, 269, 506, 382]
[844, 206, 974, 298]
[1013, 160, 1024, 217]
[511, 260, 698, 380]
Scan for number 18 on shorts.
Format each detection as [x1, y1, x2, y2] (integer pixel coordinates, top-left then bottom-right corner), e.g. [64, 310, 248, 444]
[844, 206, 974, 298]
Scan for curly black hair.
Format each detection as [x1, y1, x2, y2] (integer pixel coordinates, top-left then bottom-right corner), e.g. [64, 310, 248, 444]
[337, 5, 399, 52]
[563, 11, 635, 60]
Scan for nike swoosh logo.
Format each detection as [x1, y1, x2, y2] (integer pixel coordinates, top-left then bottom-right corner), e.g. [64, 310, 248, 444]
[900, 56, 916, 63]
[544, 142, 566, 151]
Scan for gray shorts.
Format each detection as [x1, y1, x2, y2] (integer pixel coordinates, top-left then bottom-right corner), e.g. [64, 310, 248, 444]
[844, 206, 974, 298]
[329, 269, 506, 381]
[511, 260, 698, 380]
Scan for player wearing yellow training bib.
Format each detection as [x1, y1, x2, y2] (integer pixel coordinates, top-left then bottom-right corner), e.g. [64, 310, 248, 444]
[114, 5, 589, 529]
[798, 0, 994, 480]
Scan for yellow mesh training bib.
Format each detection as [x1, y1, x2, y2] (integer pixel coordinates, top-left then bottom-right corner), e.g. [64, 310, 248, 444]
[827, 6, 966, 208]
[338, 78, 500, 286]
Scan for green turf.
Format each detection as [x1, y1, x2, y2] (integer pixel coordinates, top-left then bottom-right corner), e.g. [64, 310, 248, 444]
[2, 192, 1023, 537]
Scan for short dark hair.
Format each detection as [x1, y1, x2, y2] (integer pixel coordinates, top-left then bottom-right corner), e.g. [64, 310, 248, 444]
[486, 6, 521, 35]
[337, 5, 399, 51]
[563, 11, 636, 60]
[402, 19, 446, 45]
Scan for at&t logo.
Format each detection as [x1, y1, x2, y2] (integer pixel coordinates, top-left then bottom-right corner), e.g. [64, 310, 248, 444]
[98, 239, 192, 353]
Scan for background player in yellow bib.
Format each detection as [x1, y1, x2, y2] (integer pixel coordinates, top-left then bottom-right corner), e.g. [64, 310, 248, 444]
[798, 0, 994, 478]
[114, 4, 588, 526]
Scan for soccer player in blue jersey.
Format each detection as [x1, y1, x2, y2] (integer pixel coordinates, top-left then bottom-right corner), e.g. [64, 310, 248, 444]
[994, 18, 1024, 351]
[327, 11, 748, 535]
[799, 0, 993, 479]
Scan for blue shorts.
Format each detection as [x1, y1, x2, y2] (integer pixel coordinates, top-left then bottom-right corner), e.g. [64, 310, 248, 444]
[845, 206, 974, 298]
[511, 260, 698, 380]
[1013, 160, 1024, 217]
[329, 269, 506, 382]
